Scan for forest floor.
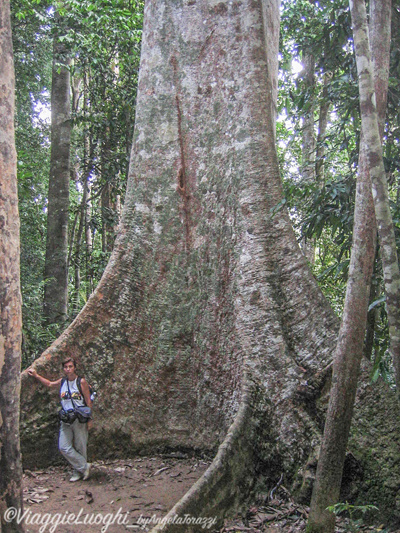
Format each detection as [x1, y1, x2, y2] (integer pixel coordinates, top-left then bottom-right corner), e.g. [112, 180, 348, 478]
[220, 494, 397, 533]
[20, 457, 397, 533]
[21, 455, 210, 533]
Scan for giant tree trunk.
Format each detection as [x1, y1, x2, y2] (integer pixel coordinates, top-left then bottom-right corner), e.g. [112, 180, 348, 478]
[43, 12, 71, 326]
[0, 1, 24, 530]
[21, 0, 400, 529]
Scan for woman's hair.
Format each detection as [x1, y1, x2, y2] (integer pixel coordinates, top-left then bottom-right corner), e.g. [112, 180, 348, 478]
[62, 357, 77, 368]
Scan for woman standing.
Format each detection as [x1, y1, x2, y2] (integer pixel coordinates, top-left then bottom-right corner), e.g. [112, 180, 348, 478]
[28, 357, 92, 482]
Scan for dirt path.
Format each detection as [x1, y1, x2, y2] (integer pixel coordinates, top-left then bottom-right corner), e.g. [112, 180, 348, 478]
[20, 456, 211, 533]
[18, 459, 394, 533]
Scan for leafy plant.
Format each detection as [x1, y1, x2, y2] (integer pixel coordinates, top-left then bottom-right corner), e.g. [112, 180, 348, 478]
[326, 502, 379, 533]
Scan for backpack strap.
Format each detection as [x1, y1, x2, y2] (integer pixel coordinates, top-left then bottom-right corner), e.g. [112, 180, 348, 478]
[76, 376, 82, 396]
[60, 376, 86, 404]
[66, 379, 77, 410]
[60, 378, 66, 401]
[76, 376, 88, 405]
[62, 375, 91, 405]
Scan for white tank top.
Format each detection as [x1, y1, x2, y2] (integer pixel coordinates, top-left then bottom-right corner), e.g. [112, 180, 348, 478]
[60, 378, 85, 411]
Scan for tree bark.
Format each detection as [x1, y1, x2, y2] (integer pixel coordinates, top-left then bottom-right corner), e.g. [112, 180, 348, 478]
[370, 0, 391, 138]
[301, 53, 316, 184]
[72, 136, 94, 314]
[300, 52, 316, 263]
[20, 0, 400, 529]
[315, 72, 331, 184]
[101, 181, 117, 254]
[43, 12, 71, 326]
[0, 1, 24, 530]
[364, 256, 380, 361]
[306, 141, 377, 532]
[349, 0, 400, 390]
[83, 68, 93, 300]
[22, 0, 334, 485]
[72, 173, 89, 314]
[307, 1, 391, 530]
[100, 127, 117, 254]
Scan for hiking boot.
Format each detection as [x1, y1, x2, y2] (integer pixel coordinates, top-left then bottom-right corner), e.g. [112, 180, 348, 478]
[83, 463, 91, 481]
[69, 471, 82, 482]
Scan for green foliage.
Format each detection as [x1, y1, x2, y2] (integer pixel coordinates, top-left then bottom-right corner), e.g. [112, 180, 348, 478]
[327, 501, 379, 517]
[12, 0, 144, 365]
[278, 0, 400, 381]
[22, 280, 61, 367]
[11, 0, 53, 367]
[326, 502, 380, 533]
[65, 0, 143, 309]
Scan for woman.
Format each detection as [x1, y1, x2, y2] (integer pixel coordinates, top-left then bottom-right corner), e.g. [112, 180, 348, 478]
[28, 357, 92, 482]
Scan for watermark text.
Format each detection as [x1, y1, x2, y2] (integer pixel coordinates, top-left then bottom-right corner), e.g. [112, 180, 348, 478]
[3, 507, 129, 533]
[3, 507, 218, 532]
[133, 513, 217, 530]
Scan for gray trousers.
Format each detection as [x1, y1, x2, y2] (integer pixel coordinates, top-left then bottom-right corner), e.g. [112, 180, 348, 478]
[59, 420, 88, 474]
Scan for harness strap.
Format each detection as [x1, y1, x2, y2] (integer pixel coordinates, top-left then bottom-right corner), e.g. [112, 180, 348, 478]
[60, 376, 88, 406]
[66, 379, 77, 410]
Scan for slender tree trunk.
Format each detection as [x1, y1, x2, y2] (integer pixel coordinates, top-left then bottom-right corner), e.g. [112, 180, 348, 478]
[349, 0, 400, 391]
[73, 185, 86, 313]
[72, 66, 94, 311]
[365, 255, 381, 360]
[71, 72, 81, 115]
[101, 182, 114, 253]
[370, 0, 391, 137]
[100, 127, 116, 254]
[301, 53, 316, 184]
[300, 52, 316, 263]
[68, 208, 79, 269]
[0, 2, 24, 530]
[307, 0, 391, 530]
[306, 141, 377, 532]
[72, 151, 93, 314]
[84, 180, 92, 299]
[347, 0, 391, 362]
[43, 12, 71, 326]
[315, 72, 331, 183]
[82, 67, 93, 300]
